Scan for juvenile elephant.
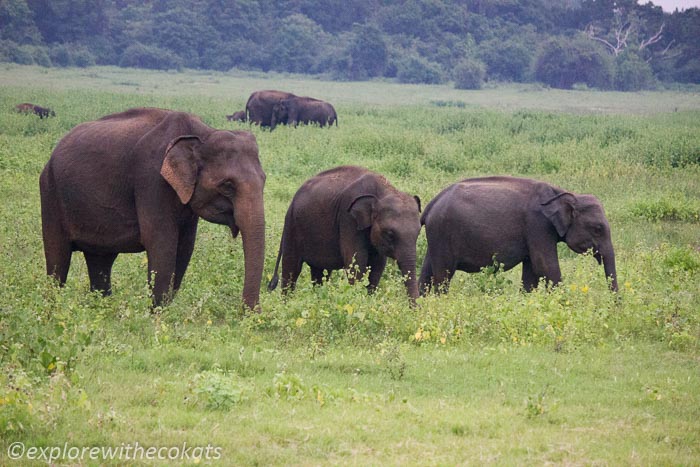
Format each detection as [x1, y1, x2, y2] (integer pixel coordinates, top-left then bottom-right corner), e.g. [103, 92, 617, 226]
[226, 110, 246, 122]
[268, 166, 421, 303]
[40, 107, 266, 310]
[34, 105, 56, 118]
[419, 176, 618, 294]
[270, 96, 337, 130]
[245, 90, 296, 127]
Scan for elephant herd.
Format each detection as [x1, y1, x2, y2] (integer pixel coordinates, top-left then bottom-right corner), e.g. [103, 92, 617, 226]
[39, 94, 618, 313]
[226, 90, 338, 130]
[15, 102, 56, 118]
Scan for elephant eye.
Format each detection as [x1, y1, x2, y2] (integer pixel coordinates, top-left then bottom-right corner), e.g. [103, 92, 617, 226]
[218, 181, 236, 198]
[383, 230, 395, 241]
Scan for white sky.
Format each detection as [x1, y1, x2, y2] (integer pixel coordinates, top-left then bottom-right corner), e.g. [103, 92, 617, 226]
[645, 0, 700, 11]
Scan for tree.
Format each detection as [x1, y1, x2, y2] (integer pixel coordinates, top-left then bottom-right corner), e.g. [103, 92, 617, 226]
[269, 14, 325, 73]
[453, 57, 486, 89]
[534, 36, 614, 89]
[346, 24, 388, 80]
[0, 0, 41, 44]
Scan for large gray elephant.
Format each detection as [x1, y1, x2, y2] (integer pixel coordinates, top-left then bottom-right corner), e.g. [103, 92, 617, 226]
[270, 96, 337, 130]
[40, 107, 266, 310]
[245, 90, 296, 127]
[268, 166, 421, 303]
[419, 176, 618, 293]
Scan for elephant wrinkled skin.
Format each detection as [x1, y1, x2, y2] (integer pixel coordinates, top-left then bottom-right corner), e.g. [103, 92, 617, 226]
[269, 166, 421, 304]
[40, 107, 266, 310]
[419, 176, 618, 294]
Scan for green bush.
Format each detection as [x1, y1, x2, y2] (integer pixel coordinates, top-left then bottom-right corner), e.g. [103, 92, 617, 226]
[534, 36, 613, 89]
[119, 43, 183, 70]
[453, 58, 486, 90]
[396, 52, 444, 84]
[615, 52, 656, 91]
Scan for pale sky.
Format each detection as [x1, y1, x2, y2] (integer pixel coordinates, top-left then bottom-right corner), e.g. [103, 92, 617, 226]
[646, 0, 700, 11]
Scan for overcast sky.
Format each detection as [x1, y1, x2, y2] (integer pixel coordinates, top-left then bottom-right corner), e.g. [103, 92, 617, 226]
[646, 0, 700, 11]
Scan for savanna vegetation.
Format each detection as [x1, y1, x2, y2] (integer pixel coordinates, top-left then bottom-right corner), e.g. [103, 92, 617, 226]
[1, 64, 699, 464]
[1, 0, 699, 89]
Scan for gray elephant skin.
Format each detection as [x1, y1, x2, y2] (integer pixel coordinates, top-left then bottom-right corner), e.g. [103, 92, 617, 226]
[268, 166, 421, 303]
[270, 96, 337, 130]
[226, 110, 246, 122]
[419, 176, 618, 294]
[40, 107, 266, 310]
[245, 90, 296, 127]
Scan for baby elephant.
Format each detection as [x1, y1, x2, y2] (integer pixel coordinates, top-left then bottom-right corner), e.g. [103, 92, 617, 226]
[419, 176, 618, 293]
[226, 111, 246, 122]
[269, 166, 422, 303]
[15, 103, 55, 118]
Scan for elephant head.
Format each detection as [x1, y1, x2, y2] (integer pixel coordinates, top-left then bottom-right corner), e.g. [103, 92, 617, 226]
[348, 190, 422, 301]
[161, 130, 266, 310]
[270, 100, 289, 130]
[541, 192, 618, 291]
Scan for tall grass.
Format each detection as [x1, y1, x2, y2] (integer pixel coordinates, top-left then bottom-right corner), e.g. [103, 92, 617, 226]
[1, 65, 699, 465]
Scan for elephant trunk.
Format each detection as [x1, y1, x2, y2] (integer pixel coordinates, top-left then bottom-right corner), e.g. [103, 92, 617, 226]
[233, 190, 266, 311]
[397, 253, 419, 305]
[596, 243, 618, 292]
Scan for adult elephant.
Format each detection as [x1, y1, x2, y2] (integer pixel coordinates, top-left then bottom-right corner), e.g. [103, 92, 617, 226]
[40, 107, 266, 310]
[270, 96, 337, 130]
[245, 90, 296, 128]
[268, 166, 421, 304]
[419, 176, 618, 294]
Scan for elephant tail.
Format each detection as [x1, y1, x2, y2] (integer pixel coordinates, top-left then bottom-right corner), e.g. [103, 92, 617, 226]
[267, 232, 284, 292]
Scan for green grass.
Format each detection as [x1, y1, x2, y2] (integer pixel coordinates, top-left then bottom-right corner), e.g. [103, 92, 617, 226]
[1, 64, 699, 465]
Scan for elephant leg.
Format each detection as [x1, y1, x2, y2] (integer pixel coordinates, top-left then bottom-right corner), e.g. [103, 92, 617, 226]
[521, 258, 540, 292]
[41, 198, 72, 286]
[429, 256, 455, 294]
[366, 254, 387, 294]
[419, 247, 434, 295]
[143, 230, 178, 307]
[529, 246, 561, 289]
[85, 252, 118, 296]
[310, 266, 326, 286]
[174, 221, 198, 291]
[281, 250, 303, 294]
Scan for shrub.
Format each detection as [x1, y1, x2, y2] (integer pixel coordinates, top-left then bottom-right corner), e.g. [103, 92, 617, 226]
[479, 38, 533, 82]
[453, 57, 486, 89]
[615, 52, 656, 91]
[119, 43, 183, 70]
[534, 36, 613, 89]
[396, 52, 444, 84]
[49, 44, 73, 67]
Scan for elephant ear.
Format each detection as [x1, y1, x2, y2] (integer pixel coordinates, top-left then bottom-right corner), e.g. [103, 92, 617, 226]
[348, 194, 377, 230]
[160, 135, 202, 204]
[541, 192, 577, 238]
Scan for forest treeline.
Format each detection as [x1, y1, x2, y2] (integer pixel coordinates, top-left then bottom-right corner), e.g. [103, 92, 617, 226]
[1, 0, 698, 90]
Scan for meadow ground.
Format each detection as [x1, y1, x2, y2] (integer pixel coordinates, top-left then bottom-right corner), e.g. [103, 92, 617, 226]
[1, 64, 699, 465]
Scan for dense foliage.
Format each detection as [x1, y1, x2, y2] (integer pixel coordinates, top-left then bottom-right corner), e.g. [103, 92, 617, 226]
[1, 0, 698, 88]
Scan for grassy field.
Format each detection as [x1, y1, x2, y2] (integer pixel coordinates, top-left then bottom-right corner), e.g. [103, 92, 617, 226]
[1, 64, 699, 465]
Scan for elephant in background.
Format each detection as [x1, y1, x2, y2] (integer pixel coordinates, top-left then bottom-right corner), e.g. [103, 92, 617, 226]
[227, 111, 246, 122]
[268, 166, 421, 304]
[270, 96, 337, 130]
[40, 107, 266, 310]
[15, 102, 55, 118]
[245, 90, 296, 127]
[419, 176, 618, 294]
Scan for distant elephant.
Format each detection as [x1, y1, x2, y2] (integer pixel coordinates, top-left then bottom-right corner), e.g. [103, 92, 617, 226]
[40, 107, 266, 310]
[268, 166, 421, 303]
[419, 176, 618, 294]
[15, 103, 34, 113]
[227, 111, 246, 122]
[15, 103, 55, 118]
[33, 105, 56, 118]
[270, 96, 337, 130]
[245, 90, 296, 127]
